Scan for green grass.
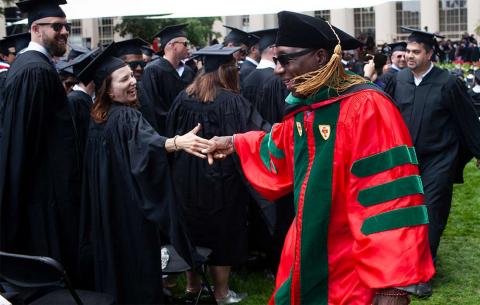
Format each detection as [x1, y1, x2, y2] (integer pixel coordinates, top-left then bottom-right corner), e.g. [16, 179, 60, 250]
[171, 161, 480, 304]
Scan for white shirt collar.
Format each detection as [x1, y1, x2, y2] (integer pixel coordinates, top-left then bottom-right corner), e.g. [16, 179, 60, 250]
[245, 56, 259, 66]
[23, 41, 52, 60]
[256, 59, 275, 70]
[414, 62, 434, 86]
[391, 64, 401, 71]
[73, 84, 94, 98]
[473, 84, 480, 94]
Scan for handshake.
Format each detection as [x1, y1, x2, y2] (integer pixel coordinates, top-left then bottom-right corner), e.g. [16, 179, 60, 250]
[171, 123, 235, 165]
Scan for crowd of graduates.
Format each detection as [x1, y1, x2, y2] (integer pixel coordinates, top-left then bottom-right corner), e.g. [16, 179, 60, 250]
[1, 1, 480, 305]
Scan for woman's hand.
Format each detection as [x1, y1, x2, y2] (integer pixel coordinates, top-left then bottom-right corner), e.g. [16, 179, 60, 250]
[174, 123, 212, 158]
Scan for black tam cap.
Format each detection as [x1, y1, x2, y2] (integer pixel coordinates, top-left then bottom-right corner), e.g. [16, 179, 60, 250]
[116, 38, 148, 57]
[16, 0, 67, 26]
[388, 42, 407, 53]
[2, 32, 31, 53]
[154, 23, 188, 48]
[67, 44, 90, 61]
[193, 44, 240, 73]
[249, 28, 278, 53]
[401, 26, 445, 48]
[275, 11, 363, 51]
[77, 42, 127, 89]
[223, 26, 254, 47]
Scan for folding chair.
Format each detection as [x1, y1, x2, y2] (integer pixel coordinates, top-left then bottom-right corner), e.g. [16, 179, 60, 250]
[0, 251, 114, 305]
[162, 245, 217, 305]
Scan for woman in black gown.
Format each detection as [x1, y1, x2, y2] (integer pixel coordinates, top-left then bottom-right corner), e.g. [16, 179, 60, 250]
[78, 43, 211, 304]
[166, 45, 270, 304]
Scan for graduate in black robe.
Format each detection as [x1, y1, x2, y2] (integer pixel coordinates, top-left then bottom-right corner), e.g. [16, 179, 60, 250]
[139, 24, 195, 134]
[166, 45, 270, 302]
[241, 29, 289, 124]
[239, 33, 260, 86]
[0, 0, 83, 284]
[384, 28, 480, 264]
[78, 43, 210, 304]
[377, 42, 407, 88]
[469, 70, 480, 115]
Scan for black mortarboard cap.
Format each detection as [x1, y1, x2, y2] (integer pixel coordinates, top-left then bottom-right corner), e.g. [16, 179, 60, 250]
[223, 25, 252, 46]
[3, 32, 31, 53]
[55, 59, 73, 74]
[16, 0, 67, 26]
[249, 28, 278, 52]
[401, 26, 445, 48]
[388, 42, 407, 53]
[141, 45, 154, 57]
[193, 44, 240, 73]
[67, 44, 90, 61]
[116, 38, 148, 57]
[154, 23, 188, 48]
[77, 42, 127, 88]
[58, 47, 100, 83]
[275, 11, 363, 51]
[0, 39, 9, 55]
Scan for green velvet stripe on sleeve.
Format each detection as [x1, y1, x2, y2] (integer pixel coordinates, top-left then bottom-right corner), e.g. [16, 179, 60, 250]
[357, 175, 424, 207]
[361, 205, 429, 235]
[351, 145, 418, 177]
[260, 132, 285, 173]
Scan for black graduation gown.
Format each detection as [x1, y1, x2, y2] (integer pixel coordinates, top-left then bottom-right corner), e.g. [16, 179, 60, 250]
[166, 90, 270, 265]
[384, 66, 480, 258]
[239, 59, 257, 86]
[377, 67, 400, 89]
[67, 89, 93, 160]
[139, 58, 195, 134]
[137, 81, 159, 131]
[468, 89, 480, 115]
[79, 104, 178, 304]
[0, 50, 82, 281]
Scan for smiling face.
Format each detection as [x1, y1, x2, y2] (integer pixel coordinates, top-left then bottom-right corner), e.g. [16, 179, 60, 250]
[273, 46, 323, 95]
[109, 65, 137, 104]
[33, 17, 69, 57]
[405, 42, 433, 74]
[391, 50, 406, 69]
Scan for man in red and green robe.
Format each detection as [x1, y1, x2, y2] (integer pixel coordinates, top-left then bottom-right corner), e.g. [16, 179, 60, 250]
[205, 11, 434, 305]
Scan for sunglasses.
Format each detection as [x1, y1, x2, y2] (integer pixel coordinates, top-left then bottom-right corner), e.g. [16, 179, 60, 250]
[273, 49, 314, 66]
[238, 48, 248, 56]
[171, 41, 190, 47]
[127, 60, 147, 69]
[36, 22, 71, 32]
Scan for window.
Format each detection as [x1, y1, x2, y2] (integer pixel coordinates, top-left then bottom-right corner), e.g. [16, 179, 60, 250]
[241, 15, 250, 32]
[98, 17, 114, 46]
[439, 0, 467, 39]
[314, 10, 330, 22]
[69, 19, 82, 45]
[396, 1, 420, 40]
[354, 7, 375, 40]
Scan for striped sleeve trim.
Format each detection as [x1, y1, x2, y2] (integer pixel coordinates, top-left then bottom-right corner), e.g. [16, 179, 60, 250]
[361, 205, 429, 235]
[351, 145, 418, 177]
[357, 175, 424, 207]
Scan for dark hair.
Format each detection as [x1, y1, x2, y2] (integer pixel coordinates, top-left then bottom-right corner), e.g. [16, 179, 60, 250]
[186, 61, 239, 102]
[407, 37, 433, 53]
[91, 75, 113, 124]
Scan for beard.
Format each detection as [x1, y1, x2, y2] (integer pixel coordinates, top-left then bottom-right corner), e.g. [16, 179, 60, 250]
[42, 33, 68, 57]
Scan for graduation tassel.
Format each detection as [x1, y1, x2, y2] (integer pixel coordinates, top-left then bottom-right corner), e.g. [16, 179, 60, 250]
[292, 21, 367, 97]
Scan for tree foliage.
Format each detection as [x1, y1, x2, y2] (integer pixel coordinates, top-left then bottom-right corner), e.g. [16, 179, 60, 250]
[115, 16, 220, 48]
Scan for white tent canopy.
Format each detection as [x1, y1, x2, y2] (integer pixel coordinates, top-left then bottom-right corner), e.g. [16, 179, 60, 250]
[61, 0, 404, 19]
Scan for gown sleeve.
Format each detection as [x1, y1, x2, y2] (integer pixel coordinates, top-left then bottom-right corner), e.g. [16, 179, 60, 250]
[234, 119, 294, 202]
[342, 91, 435, 288]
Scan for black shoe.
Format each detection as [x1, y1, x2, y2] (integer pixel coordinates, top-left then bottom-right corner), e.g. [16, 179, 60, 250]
[414, 282, 433, 298]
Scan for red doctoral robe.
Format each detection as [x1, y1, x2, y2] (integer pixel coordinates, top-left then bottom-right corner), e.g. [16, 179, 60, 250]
[233, 86, 435, 305]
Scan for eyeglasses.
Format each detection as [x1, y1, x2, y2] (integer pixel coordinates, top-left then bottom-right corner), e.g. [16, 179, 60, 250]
[127, 60, 147, 69]
[171, 41, 190, 47]
[273, 49, 314, 66]
[36, 22, 71, 32]
[8, 51, 16, 56]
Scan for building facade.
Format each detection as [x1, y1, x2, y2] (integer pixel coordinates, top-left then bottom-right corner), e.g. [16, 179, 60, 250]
[219, 0, 480, 44]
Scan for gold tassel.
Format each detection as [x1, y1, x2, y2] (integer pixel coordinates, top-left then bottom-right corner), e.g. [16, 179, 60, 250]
[292, 21, 367, 97]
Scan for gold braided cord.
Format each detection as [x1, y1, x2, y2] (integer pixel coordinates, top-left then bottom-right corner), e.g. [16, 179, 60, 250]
[292, 21, 367, 97]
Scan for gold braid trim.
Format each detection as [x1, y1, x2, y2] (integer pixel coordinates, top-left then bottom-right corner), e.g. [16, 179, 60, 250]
[292, 21, 367, 97]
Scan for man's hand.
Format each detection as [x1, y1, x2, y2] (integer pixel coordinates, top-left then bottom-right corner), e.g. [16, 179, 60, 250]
[201, 136, 235, 165]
